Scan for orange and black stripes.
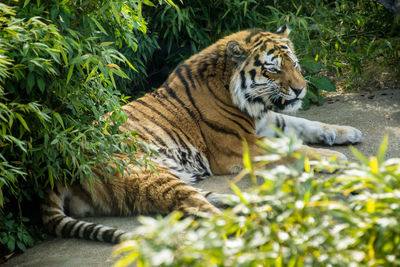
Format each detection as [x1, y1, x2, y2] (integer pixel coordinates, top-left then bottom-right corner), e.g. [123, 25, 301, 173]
[134, 99, 194, 150]
[174, 66, 246, 140]
[163, 82, 200, 123]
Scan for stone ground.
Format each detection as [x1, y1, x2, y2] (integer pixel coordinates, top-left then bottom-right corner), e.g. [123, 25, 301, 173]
[3, 88, 400, 267]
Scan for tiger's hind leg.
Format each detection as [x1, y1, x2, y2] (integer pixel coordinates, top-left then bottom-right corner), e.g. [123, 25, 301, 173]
[110, 164, 222, 217]
[42, 164, 221, 243]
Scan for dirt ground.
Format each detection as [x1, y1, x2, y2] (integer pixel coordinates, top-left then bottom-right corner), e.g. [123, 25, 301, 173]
[3, 88, 400, 267]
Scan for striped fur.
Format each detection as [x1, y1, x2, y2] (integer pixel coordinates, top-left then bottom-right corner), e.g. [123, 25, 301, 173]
[42, 27, 362, 243]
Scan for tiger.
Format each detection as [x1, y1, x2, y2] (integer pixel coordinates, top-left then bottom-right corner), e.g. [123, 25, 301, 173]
[41, 26, 362, 244]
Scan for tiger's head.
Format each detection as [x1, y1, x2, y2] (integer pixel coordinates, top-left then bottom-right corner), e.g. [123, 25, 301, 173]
[226, 26, 306, 118]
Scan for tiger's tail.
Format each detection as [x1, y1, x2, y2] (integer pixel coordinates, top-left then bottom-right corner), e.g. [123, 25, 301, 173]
[41, 189, 126, 243]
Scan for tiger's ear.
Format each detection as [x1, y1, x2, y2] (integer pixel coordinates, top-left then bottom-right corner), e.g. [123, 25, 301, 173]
[276, 25, 291, 38]
[226, 41, 247, 64]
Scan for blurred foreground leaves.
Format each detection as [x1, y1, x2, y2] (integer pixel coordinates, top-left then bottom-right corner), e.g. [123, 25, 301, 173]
[114, 135, 400, 266]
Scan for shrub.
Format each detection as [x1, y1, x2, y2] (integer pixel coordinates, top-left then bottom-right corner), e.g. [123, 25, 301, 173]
[0, 0, 174, 254]
[113, 135, 400, 266]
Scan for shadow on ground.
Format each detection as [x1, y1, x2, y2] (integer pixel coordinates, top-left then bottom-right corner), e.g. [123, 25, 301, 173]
[3, 88, 400, 267]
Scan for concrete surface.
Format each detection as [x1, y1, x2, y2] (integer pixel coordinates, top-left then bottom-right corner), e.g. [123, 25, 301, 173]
[297, 89, 400, 160]
[3, 88, 400, 267]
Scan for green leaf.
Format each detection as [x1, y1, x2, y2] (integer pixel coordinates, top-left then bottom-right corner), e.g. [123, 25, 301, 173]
[305, 89, 322, 105]
[350, 146, 369, 165]
[114, 252, 139, 267]
[230, 182, 248, 204]
[7, 236, 15, 252]
[27, 72, 35, 92]
[109, 71, 116, 88]
[377, 134, 388, 165]
[308, 76, 336, 92]
[23, 0, 31, 8]
[53, 112, 64, 129]
[242, 138, 257, 184]
[8, 114, 13, 128]
[48, 167, 54, 189]
[37, 77, 45, 93]
[60, 48, 68, 65]
[110, 3, 121, 24]
[165, 0, 178, 8]
[17, 241, 27, 251]
[15, 113, 30, 133]
[142, 0, 156, 7]
[242, 140, 252, 172]
[8, 135, 27, 153]
[100, 42, 114, 47]
[300, 57, 324, 71]
[117, 53, 137, 72]
[66, 64, 74, 85]
[90, 17, 108, 36]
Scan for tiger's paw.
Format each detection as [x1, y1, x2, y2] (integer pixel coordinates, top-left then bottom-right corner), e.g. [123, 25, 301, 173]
[318, 125, 362, 146]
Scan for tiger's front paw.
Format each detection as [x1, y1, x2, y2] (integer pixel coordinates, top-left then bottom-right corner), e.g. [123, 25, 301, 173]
[318, 125, 362, 146]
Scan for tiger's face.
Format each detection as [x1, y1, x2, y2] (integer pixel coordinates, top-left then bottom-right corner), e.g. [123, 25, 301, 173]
[227, 26, 306, 118]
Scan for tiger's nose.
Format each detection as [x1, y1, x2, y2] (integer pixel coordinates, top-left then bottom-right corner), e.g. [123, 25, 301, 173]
[291, 87, 304, 97]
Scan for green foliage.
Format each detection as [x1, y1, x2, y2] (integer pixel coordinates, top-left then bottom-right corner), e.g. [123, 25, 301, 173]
[114, 136, 400, 266]
[0, 0, 173, 254]
[0, 212, 36, 252]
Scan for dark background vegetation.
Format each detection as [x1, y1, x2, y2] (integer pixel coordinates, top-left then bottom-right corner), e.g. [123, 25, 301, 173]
[0, 0, 399, 257]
